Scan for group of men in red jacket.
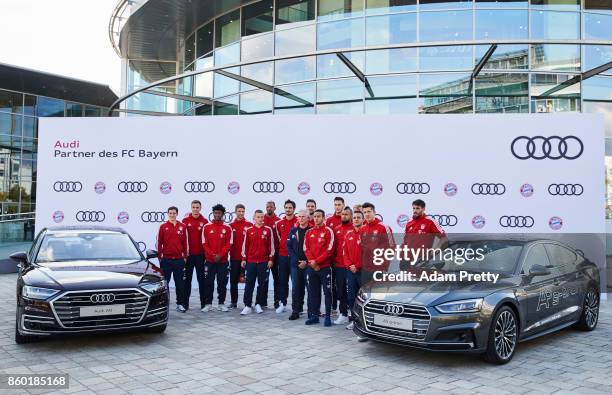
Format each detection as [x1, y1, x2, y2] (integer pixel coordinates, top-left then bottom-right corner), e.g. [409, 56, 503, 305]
[156, 197, 444, 328]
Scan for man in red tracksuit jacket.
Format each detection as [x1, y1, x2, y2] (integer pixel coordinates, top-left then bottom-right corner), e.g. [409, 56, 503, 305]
[304, 209, 335, 327]
[240, 210, 275, 315]
[275, 199, 298, 313]
[157, 206, 188, 312]
[343, 210, 365, 330]
[182, 200, 208, 311]
[401, 199, 447, 270]
[202, 204, 233, 312]
[360, 202, 395, 278]
[229, 204, 252, 309]
[325, 196, 345, 313]
[306, 199, 316, 227]
[264, 201, 280, 309]
[332, 207, 354, 325]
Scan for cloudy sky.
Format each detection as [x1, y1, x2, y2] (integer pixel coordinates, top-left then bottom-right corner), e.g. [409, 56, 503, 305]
[0, 0, 121, 94]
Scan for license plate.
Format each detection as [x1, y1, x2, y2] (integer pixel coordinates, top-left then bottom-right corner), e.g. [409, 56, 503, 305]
[80, 304, 125, 317]
[373, 313, 413, 331]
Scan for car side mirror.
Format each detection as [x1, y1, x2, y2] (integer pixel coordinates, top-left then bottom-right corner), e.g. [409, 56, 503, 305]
[145, 249, 158, 259]
[9, 251, 28, 264]
[529, 264, 550, 277]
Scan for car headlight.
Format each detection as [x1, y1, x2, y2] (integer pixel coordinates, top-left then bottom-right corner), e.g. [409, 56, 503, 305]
[435, 298, 483, 314]
[22, 285, 60, 300]
[140, 280, 167, 294]
[356, 288, 370, 305]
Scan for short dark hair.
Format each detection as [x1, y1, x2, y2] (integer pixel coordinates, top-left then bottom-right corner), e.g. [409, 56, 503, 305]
[266, 201, 276, 207]
[191, 200, 201, 207]
[412, 199, 426, 208]
[254, 209, 263, 215]
[167, 206, 178, 213]
[284, 199, 296, 209]
[212, 203, 226, 213]
[314, 209, 325, 216]
[334, 196, 345, 203]
[353, 210, 364, 218]
[362, 202, 375, 211]
[342, 207, 353, 214]
[235, 203, 245, 210]
[306, 199, 316, 206]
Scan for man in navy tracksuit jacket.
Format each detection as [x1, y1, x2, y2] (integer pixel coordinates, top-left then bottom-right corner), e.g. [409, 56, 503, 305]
[286, 209, 311, 321]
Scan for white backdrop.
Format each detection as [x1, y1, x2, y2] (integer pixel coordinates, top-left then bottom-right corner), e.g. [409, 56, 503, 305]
[36, 114, 605, 252]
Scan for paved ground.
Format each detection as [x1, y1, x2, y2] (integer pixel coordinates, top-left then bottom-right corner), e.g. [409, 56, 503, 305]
[0, 273, 611, 395]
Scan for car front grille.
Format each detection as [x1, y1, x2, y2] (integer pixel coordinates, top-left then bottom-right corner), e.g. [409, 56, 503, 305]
[363, 299, 430, 341]
[50, 289, 149, 329]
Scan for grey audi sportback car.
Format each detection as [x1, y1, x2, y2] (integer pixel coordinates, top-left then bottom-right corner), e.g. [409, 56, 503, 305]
[8, 226, 169, 344]
[352, 239, 600, 364]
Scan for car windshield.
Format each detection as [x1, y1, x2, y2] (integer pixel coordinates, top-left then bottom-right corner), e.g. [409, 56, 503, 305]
[418, 240, 524, 275]
[35, 232, 142, 263]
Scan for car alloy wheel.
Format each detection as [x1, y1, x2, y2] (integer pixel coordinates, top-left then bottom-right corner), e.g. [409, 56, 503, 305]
[494, 310, 517, 361]
[584, 289, 599, 329]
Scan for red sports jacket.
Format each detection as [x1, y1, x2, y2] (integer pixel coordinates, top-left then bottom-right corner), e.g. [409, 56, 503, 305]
[275, 216, 298, 257]
[157, 221, 188, 260]
[304, 224, 335, 269]
[343, 227, 364, 271]
[182, 214, 208, 256]
[333, 222, 353, 268]
[242, 225, 275, 263]
[229, 218, 253, 261]
[202, 220, 233, 263]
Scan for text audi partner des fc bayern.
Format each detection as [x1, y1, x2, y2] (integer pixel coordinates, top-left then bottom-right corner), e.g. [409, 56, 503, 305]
[352, 239, 600, 364]
[8, 226, 169, 344]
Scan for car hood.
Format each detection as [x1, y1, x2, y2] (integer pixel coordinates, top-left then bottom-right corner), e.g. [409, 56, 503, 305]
[23, 260, 158, 291]
[363, 270, 518, 307]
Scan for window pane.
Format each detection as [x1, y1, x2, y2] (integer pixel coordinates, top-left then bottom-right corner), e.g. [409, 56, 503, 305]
[419, 0, 472, 11]
[585, 12, 612, 40]
[366, 75, 417, 113]
[23, 95, 36, 116]
[241, 62, 274, 92]
[216, 10, 241, 47]
[583, 76, 612, 101]
[317, 18, 364, 50]
[66, 103, 84, 117]
[37, 97, 64, 117]
[418, 73, 472, 114]
[530, 0, 579, 11]
[85, 106, 101, 117]
[475, 45, 528, 70]
[275, 24, 316, 56]
[531, 74, 580, 112]
[531, 44, 580, 72]
[531, 11, 579, 40]
[420, 11, 472, 42]
[366, 0, 416, 15]
[475, 10, 528, 40]
[185, 34, 195, 66]
[195, 55, 214, 71]
[366, 13, 417, 46]
[0, 90, 23, 114]
[274, 83, 316, 113]
[317, 78, 363, 104]
[585, 0, 612, 12]
[214, 67, 240, 98]
[584, 46, 612, 73]
[475, 0, 527, 8]
[275, 56, 316, 84]
[366, 98, 417, 113]
[196, 22, 214, 58]
[240, 90, 273, 114]
[317, 52, 365, 79]
[366, 48, 417, 74]
[242, 0, 273, 36]
[475, 73, 529, 113]
[241, 32, 274, 62]
[0, 113, 22, 136]
[23, 116, 36, 139]
[195, 104, 212, 116]
[195, 72, 213, 98]
[317, 0, 363, 21]
[213, 95, 239, 115]
[276, 0, 315, 25]
[214, 42, 240, 66]
[419, 46, 473, 71]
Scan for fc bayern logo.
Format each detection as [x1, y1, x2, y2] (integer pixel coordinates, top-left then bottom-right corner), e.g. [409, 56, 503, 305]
[160, 181, 172, 194]
[52, 210, 64, 223]
[227, 181, 240, 195]
[471, 215, 486, 229]
[444, 183, 458, 196]
[297, 181, 311, 195]
[94, 181, 106, 194]
[549, 216, 563, 230]
[520, 183, 534, 197]
[397, 214, 409, 228]
[370, 182, 383, 196]
[117, 211, 129, 224]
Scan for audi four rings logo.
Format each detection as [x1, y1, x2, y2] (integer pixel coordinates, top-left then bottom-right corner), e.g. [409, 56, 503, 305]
[53, 181, 82, 192]
[499, 215, 534, 228]
[184, 181, 215, 193]
[511, 136, 584, 160]
[396, 183, 430, 194]
[141, 211, 166, 223]
[76, 211, 105, 222]
[253, 181, 285, 193]
[118, 181, 148, 193]
[548, 183, 583, 196]
[208, 212, 235, 223]
[324, 182, 356, 194]
[383, 304, 404, 316]
[90, 293, 115, 304]
[471, 183, 506, 195]
[430, 214, 458, 227]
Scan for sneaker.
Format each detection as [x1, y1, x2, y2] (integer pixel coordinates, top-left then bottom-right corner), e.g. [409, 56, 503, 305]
[346, 322, 354, 330]
[220, 304, 229, 312]
[255, 304, 264, 314]
[288, 312, 300, 320]
[274, 302, 280, 309]
[324, 316, 332, 327]
[305, 316, 320, 325]
[240, 306, 252, 315]
[334, 315, 349, 325]
[176, 305, 186, 313]
[229, 303, 238, 309]
[275, 303, 286, 314]
[201, 305, 212, 313]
